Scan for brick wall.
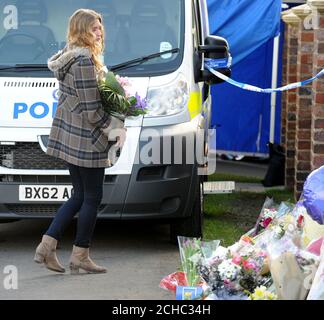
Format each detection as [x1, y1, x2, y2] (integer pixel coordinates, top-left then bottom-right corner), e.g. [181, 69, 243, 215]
[287, 24, 300, 191]
[294, 9, 314, 200]
[282, 13, 300, 190]
[311, 9, 324, 170]
[282, 1, 324, 200]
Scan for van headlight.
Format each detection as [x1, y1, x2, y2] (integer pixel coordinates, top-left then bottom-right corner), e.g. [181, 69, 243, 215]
[145, 73, 189, 116]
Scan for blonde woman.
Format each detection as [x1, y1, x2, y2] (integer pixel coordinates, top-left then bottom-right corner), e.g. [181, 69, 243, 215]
[34, 9, 124, 274]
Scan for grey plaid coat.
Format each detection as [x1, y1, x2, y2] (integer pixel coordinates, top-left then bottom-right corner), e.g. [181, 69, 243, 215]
[47, 46, 112, 168]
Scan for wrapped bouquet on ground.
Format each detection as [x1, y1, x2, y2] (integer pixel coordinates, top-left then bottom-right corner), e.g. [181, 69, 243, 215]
[307, 240, 324, 300]
[199, 245, 272, 300]
[160, 200, 323, 300]
[160, 235, 273, 300]
[160, 237, 217, 300]
[160, 166, 324, 300]
[266, 233, 319, 300]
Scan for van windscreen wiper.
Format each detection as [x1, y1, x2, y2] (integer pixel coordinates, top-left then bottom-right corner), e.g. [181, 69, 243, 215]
[109, 48, 180, 72]
[0, 64, 49, 71]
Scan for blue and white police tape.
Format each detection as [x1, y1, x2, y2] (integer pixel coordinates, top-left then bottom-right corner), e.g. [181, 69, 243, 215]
[205, 59, 324, 94]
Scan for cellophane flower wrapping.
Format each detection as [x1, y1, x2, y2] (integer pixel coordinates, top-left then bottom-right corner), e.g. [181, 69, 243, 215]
[159, 271, 188, 293]
[98, 71, 147, 120]
[263, 207, 321, 300]
[177, 236, 203, 287]
[307, 240, 324, 300]
[251, 197, 283, 237]
[159, 237, 214, 298]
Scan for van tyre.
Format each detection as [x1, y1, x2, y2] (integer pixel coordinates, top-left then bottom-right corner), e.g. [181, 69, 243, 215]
[170, 177, 204, 244]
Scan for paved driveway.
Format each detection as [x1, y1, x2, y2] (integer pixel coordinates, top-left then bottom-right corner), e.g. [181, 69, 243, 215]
[0, 219, 179, 300]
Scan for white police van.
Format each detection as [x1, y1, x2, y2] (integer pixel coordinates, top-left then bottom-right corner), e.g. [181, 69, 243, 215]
[0, 0, 230, 241]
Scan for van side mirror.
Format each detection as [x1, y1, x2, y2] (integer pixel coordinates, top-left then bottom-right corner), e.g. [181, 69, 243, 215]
[194, 35, 231, 84]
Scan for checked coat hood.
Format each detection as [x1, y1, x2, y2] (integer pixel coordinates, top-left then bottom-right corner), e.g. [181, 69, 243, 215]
[46, 45, 113, 168]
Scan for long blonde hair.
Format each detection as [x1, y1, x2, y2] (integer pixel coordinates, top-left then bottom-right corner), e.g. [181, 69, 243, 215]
[67, 9, 105, 71]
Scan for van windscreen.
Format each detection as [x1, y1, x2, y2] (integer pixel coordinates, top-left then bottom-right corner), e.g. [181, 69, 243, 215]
[0, 0, 184, 76]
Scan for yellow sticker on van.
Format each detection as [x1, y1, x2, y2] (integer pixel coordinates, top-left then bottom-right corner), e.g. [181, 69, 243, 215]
[188, 91, 202, 119]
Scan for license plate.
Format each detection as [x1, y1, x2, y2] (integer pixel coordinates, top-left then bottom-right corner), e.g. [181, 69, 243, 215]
[19, 185, 73, 202]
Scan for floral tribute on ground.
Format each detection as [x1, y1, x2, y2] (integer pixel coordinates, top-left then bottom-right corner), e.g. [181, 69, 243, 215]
[160, 165, 324, 300]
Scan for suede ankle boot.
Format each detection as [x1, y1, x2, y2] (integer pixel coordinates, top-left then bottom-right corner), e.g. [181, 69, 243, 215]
[34, 235, 65, 273]
[69, 245, 107, 274]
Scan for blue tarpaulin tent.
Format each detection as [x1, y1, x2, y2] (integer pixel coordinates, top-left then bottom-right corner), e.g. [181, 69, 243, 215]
[207, 0, 282, 156]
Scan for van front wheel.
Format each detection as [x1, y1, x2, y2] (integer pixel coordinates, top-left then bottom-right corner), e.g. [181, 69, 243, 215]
[170, 178, 203, 244]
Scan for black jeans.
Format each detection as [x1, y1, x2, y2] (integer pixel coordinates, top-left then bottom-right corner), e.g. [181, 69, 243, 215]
[45, 163, 105, 248]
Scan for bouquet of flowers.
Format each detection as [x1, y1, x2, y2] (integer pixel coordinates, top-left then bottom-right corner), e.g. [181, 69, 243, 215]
[251, 197, 278, 236]
[249, 286, 278, 300]
[177, 236, 203, 287]
[98, 71, 147, 121]
[160, 235, 272, 300]
[307, 239, 324, 300]
[251, 198, 295, 237]
[198, 248, 271, 299]
[160, 237, 220, 299]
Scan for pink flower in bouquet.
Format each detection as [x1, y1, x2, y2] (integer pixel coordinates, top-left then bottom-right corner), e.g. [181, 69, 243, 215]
[257, 250, 268, 258]
[232, 254, 243, 265]
[115, 75, 132, 97]
[223, 279, 231, 285]
[260, 217, 273, 228]
[242, 258, 258, 272]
